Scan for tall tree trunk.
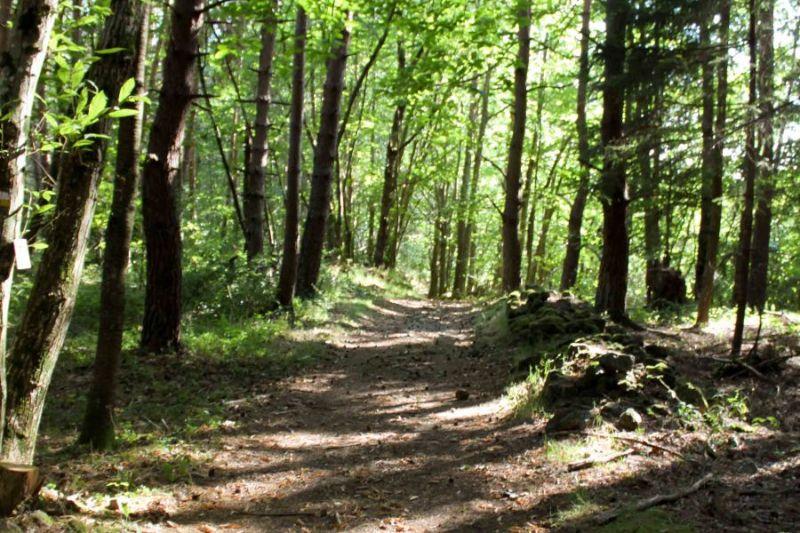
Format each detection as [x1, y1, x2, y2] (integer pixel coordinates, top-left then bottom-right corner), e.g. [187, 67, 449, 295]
[452, 93, 478, 297]
[0, 0, 59, 446]
[296, 13, 351, 298]
[594, 0, 628, 321]
[373, 43, 406, 267]
[140, 0, 205, 353]
[694, 6, 715, 300]
[530, 141, 568, 286]
[501, 1, 530, 293]
[731, 0, 758, 355]
[2, 0, 143, 463]
[696, 0, 730, 325]
[276, 8, 307, 308]
[0, 0, 12, 51]
[243, 9, 277, 261]
[560, 0, 592, 291]
[466, 69, 492, 294]
[520, 42, 547, 268]
[78, 0, 149, 451]
[747, 0, 774, 312]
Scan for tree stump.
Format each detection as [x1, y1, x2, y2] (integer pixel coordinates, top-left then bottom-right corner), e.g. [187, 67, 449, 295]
[0, 463, 40, 516]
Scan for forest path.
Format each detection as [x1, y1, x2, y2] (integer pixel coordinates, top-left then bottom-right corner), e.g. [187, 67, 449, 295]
[172, 298, 544, 531]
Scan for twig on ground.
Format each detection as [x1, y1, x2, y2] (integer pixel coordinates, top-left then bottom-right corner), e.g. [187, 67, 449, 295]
[584, 431, 698, 463]
[567, 449, 634, 472]
[594, 472, 714, 525]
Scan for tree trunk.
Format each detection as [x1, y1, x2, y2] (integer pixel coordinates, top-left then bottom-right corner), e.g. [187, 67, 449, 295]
[140, 0, 204, 353]
[2, 0, 144, 464]
[594, 0, 629, 321]
[694, 6, 715, 300]
[466, 69, 492, 294]
[501, 1, 530, 293]
[747, 0, 774, 312]
[295, 13, 351, 298]
[696, 0, 730, 325]
[79, 0, 149, 451]
[243, 10, 278, 261]
[276, 7, 307, 308]
[0, 0, 12, 52]
[731, 0, 758, 355]
[560, 0, 592, 291]
[373, 43, 407, 267]
[0, 0, 59, 449]
[452, 93, 478, 297]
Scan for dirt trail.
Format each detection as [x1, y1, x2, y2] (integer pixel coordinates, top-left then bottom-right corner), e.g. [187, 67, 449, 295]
[170, 298, 543, 531]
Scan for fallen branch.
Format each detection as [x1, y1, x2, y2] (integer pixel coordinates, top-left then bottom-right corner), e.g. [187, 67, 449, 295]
[594, 472, 714, 525]
[567, 449, 634, 472]
[584, 431, 697, 464]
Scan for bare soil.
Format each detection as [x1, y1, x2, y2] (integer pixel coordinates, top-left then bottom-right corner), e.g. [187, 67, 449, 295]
[22, 299, 800, 531]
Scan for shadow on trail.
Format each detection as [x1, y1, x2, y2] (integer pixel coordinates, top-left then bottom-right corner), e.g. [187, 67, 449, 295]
[38, 297, 799, 531]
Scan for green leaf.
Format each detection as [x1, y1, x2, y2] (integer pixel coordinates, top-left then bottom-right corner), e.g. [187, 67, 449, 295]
[108, 108, 139, 119]
[88, 91, 108, 120]
[118, 78, 136, 103]
[95, 47, 126, 55]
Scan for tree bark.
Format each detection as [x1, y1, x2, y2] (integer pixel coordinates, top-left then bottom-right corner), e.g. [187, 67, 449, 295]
[243, 8, 277, 261]
[79, 0, 149, 451]
[594, 0, 629, 321]
[140, 0, 204, 353]
[747, 0, 774, 312]
[501, 1, 530, 293]
[452, 92, 478, 297]
[373, 43, 407, 267]
[296, 13, 352, 298]
[276, 7, 307, 308]
[0, 0, 59, 449]
[696, 0, 730, 325]
[2, 0, 144, 463]
[731, 0, 758, 355]
[694, 5, 715, 300]
[466, 69, 492, 294]
[560, 0, 592, 291]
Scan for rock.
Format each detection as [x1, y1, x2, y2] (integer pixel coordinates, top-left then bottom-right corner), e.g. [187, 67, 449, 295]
[541, 372, 580, 405]
[617, 408, 643, 431]
[597, 353, 635, 375]
[600, 401, 625, 418]
[30, 510, 54, 527]
[455, 389, 470, 401]
[546, 408, 593, 432]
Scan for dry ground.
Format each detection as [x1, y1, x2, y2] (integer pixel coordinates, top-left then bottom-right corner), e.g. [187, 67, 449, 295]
[15, 298, 800, 531]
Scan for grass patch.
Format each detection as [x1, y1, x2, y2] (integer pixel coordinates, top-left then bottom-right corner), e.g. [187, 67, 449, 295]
[502, 360, 554, 419]
[552, 490, 604, 527]
[598, 508, 695, 532]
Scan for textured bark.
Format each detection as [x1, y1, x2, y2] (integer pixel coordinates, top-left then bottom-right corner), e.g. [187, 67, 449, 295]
[0, 0, 59, 450]
[452, 93, 478, 297]
[501, 1, 530, 293]
[465, 70, 491, 293]
[560, 0, 592, 291]
[747, 0, 774, 312]
[276, 8, 307, 307]
[140, 0, 204, 353]
[594, 0, 629, 321]
[243, 9, 277, 261]
[694, 7, 715, 300]
[2, 0, 142, 463]
[732, 0, 758, 355]
[696, 0, 730, 325]
[296, 14, 351, 298]
[0, 1, 11, 52]
[79, 0, 149, 451]
[373, 44, 406, 267]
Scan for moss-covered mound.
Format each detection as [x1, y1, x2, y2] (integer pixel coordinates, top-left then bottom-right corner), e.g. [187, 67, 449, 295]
[504, 290, 695, 432]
